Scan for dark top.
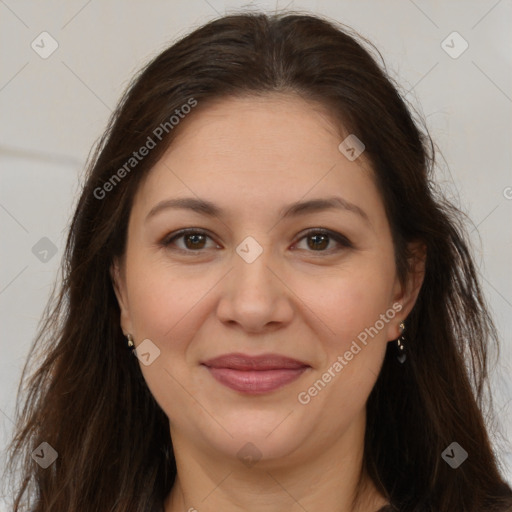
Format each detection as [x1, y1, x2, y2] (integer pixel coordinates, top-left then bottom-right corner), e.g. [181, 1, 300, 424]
[157, 503, 397, 511]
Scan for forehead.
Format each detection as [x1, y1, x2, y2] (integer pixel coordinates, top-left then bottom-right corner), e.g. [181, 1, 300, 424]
[166, 93, 349, 166]
[131, 93, 381, 225]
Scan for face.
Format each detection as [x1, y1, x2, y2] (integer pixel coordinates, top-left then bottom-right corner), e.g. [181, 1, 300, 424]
[112, 94, 419, 468]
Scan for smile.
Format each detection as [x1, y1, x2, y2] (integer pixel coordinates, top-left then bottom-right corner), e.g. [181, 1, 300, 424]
[201, 352, 310, 394]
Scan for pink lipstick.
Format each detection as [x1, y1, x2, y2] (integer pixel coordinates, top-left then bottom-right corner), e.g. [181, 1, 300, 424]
[201, 353, 310, 394]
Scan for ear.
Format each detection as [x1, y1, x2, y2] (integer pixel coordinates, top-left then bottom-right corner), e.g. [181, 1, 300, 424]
[388, 240, 426, 340]
[110, 257, 133, 336]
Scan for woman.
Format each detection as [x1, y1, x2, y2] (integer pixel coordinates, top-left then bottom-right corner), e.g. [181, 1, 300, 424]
[4, 11, 512, 512]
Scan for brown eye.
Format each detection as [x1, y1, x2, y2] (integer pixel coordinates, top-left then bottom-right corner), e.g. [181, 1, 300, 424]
[307, 233, 329, 251]
[295, 229, 353, 253]
[183, 233, 207, 250]
[161, 228, 352, 255]
[161, 229, 217, 252]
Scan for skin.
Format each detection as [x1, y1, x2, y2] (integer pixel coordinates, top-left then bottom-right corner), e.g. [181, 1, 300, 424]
[112, 94, 425, 512]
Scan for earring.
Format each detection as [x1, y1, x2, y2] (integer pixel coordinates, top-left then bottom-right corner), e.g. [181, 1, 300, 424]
[126, 333, 135, 351]
[396, 322, 406, 363]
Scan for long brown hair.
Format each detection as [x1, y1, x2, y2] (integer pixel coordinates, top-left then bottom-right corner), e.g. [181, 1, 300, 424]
[4, 11, 512, 512]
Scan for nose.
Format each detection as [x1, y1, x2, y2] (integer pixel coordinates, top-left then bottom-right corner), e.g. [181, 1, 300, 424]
[216, 242, 294, 333]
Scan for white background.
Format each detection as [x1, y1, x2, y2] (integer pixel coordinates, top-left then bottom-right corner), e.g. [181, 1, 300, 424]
[1, 0, 511, 506]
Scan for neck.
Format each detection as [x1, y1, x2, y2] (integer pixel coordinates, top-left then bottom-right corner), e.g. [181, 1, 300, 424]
[164, 411, 389, 512]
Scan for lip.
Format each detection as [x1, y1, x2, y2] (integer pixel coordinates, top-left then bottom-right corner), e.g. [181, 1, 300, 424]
[201, 353, 310, 394]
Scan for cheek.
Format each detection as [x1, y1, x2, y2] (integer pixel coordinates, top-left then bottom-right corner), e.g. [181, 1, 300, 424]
[123, 258, 212, 422]
[125, 242, 397, 352]
[298, 271, 392, 419]
[307, 259, 396, 349]
[124, 250, 211, 342]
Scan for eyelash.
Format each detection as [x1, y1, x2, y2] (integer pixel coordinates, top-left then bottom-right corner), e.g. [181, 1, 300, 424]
[160, 228, 353, 255]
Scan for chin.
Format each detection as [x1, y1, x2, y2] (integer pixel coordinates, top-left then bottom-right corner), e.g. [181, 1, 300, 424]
[209, 416, 311, 465]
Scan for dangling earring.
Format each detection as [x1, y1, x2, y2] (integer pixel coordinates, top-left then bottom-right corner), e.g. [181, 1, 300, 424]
[396, 322, 406, 363]
[126, 333, 135, 351]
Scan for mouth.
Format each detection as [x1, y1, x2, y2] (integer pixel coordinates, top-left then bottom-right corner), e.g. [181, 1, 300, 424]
[201, 353, 310, 395]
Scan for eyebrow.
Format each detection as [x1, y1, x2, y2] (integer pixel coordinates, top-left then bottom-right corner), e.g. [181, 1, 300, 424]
[145, 196, 370, 224]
